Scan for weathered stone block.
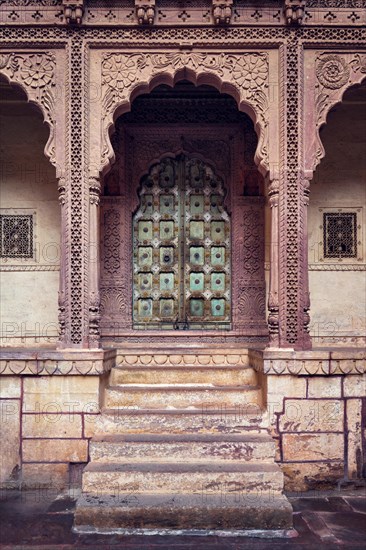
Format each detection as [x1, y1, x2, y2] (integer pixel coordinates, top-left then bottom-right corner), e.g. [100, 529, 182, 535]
[307, 376, 342, 398]
[21, 463, 69, 489]
[282, 433, 344, 461]
[279, 399, 344, 432]
[346, 398, 363, 479]
[0, 398, 20, 484]
[267, 375, 307, 398]
[22, 438, 88, 463]
[282, 461, 344, 492]
[22, 413, 83, 438]
[343, 375, 366, 397]
[23, 376, 100, 413]
[0, 376, 21, 398]
[266, 375, 306, 425]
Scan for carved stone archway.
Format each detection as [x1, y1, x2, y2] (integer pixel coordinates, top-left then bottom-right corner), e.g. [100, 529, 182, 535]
[97, 52, 272, 180]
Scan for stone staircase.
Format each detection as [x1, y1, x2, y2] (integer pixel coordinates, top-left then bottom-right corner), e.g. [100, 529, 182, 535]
[74, 348, 293, 533]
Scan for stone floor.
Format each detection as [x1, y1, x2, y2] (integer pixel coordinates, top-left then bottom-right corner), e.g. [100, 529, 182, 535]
[0, 487, 365, 549]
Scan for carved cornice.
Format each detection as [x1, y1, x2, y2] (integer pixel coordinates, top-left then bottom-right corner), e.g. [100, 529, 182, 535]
[100, 51, 269, 175]
[313, 52, 366, 171]
[0, 1, 365, 26]
[0, 52, 57, 167]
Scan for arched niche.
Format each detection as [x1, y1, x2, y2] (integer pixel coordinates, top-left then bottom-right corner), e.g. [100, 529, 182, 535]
[98, 80, 267, 343]
[307, 80, 366, 347]
[0, 76, 61, 347]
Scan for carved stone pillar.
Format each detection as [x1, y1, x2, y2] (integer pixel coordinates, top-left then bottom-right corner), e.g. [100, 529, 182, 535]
[88, 177, 101, 348]
[276, 38, 312, 351]
[267, 179, 280, 347]
[57, 34, 90, 348]
[302, 177, 311, 340]
[57, 177, 68, 345]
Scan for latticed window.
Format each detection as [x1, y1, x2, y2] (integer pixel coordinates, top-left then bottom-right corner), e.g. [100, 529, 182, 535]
[0, 214, 33, 258]
[323, 212, 357, 259]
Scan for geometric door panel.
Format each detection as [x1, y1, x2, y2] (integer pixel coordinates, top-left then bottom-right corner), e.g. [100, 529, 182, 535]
[133, 155, 231, 329]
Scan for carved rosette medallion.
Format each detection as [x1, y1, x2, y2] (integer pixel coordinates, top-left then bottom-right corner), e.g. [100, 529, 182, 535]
[0, 52, 56, 166]
[316, 55, 350, 90]
[101, 52, 269, 174]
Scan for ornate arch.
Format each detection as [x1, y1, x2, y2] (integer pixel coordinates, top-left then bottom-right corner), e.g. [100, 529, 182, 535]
[307, 52, 366, 177]
[0, 52, 58, 172]
[99, 51, 271, 178]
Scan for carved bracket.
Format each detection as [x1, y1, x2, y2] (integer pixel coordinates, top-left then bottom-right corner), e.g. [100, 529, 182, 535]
[312, 52, 366, 174]
[0, 52, 57, 168]
[62, 0, 84, 25]
[284, 0, 306, 25]
[212, 0, 233, 25]
[100, 51, 270, 177]
[135, 0, 156, 25]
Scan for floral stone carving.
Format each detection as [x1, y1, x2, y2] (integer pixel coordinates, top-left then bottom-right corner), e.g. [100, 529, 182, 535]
[101, 52, 269, 175]
[316, 54, 351, 89]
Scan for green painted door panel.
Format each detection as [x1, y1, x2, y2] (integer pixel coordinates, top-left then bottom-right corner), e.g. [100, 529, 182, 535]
[133, 155, 230, 329]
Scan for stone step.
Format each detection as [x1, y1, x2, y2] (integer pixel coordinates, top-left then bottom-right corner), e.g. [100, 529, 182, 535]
[104, 384, 262, 409]
[82, 462, 284, 495]
[110, 365, 257, 386]
[74, 492, 293, 531]
[90, 432, 276, 463]
[84, 407, 267, 437]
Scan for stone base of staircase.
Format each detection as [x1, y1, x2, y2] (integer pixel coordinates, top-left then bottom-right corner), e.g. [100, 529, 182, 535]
[74, 348, 293, 533]
[74, 492, 293, 532]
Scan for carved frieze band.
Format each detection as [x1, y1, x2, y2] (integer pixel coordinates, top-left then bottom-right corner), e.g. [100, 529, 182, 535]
[250, 350, 366, 375]
[314, 52, 366, 170]
[0, 355, 115, 376]
[0, 52, 56, 166]
[117, 353, 250, 368]
[100, 52, 269, 174]
[261, 358, 366, 375]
